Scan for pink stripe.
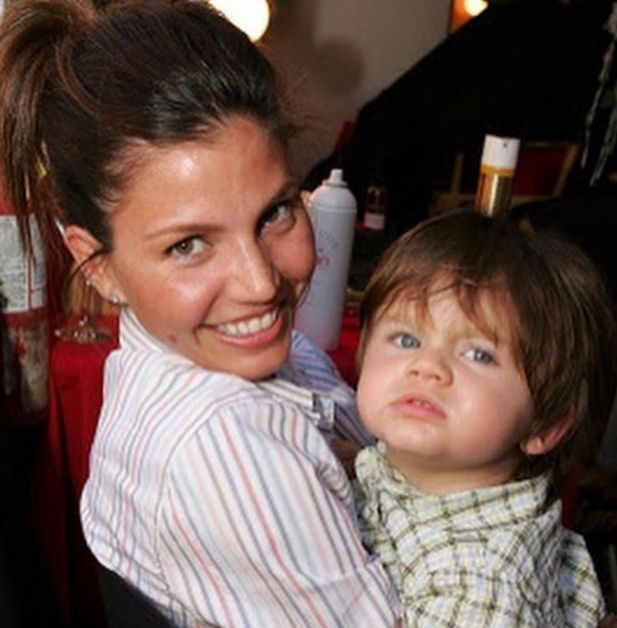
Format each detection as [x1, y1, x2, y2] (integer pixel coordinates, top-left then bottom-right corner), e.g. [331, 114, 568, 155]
[167, 498, 235, 626]
[119, 368, 200, 568]
[199, 436, 296, 624]
[220, 416, 330, 627]
[270, 412, 347, 573]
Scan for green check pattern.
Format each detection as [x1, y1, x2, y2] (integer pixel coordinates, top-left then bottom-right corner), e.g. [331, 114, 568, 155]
[355, 443, 605, 627]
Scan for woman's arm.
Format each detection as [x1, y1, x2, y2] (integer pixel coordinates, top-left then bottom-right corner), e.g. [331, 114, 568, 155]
[157, 399, 400, 627]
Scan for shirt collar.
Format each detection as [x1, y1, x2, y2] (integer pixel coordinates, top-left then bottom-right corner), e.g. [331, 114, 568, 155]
[120, 308, 336, 431]
[358, 443, 553, 529]
[119, 307, 172, 354]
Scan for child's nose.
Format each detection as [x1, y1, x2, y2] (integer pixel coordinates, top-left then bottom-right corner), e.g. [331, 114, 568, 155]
[406, 350, 452, 385]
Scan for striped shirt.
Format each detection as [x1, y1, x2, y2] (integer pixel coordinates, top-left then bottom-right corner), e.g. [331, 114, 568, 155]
[80, 309, 400, 627]
[356, 443, 605, 627]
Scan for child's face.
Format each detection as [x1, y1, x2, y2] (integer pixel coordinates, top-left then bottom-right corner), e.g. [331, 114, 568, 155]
[357, 288, 534, 492]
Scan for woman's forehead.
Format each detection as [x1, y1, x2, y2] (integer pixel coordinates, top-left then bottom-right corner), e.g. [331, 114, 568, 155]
[108, 117, 289, 224]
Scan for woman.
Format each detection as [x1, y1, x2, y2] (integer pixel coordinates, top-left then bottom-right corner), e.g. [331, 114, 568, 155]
[0, 1, 398, 625]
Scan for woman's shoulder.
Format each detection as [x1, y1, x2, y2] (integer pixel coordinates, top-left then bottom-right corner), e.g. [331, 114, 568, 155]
[103, 343, 331, 444]
[99, 344, 267, 453]
[111, 344, 270, 403]
[107, 342, 251, 398]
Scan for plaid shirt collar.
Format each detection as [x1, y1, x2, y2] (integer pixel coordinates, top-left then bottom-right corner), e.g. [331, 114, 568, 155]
[359, 442, 552, 529]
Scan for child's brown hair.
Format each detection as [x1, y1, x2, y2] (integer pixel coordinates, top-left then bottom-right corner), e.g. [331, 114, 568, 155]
[359, 210, 617, 487]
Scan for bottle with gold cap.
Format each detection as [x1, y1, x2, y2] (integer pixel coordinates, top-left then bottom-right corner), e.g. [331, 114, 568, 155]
[474, 135, 521, 216]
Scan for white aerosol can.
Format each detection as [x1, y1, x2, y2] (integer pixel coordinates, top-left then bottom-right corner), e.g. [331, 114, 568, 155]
[295, 168, 357, 350]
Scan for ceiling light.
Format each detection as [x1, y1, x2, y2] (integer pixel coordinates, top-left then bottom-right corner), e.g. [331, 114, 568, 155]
[464, 0, 488, 17]
[209, 0, 271, 42]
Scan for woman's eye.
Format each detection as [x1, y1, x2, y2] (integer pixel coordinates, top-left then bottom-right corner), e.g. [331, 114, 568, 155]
[258, 200, 297, 231]
[464, 347, 495, 365]
[393, 333, 420, 349]
[167, 236, 207, 258]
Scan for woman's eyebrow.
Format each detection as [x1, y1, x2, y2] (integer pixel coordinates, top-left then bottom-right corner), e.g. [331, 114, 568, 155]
[262, 179, 299, 207]
[145, 180, 300, 241]
[144, 221, 221, 241]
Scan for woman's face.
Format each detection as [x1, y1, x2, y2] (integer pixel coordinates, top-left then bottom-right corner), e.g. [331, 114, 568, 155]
[100, 116, 314, 380]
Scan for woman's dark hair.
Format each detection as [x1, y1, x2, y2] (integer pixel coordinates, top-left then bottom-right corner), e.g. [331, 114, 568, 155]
[359, 210, 617, 487]
[0, 0, 293, 254]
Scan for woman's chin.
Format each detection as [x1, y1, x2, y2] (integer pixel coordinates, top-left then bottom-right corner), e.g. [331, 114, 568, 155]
[221, 338, 292, 380]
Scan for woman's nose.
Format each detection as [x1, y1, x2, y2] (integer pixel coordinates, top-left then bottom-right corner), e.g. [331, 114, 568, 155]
[406, 350, 452, 385]
[229, 239, 278, 301]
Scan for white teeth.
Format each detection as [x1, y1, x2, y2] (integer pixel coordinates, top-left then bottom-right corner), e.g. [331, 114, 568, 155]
[216, 309, 277, 337]
[247, 318, 260, 334]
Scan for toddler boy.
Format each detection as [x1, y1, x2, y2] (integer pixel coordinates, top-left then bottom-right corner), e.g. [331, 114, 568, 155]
[355, 210, 616, 626]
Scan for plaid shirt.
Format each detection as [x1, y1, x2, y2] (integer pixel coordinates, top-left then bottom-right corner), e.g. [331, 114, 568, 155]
[356, 443, 605, 627]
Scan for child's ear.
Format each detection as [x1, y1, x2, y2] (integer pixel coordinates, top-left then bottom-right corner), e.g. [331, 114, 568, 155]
[520, 408, 574, 456]
[63, 225, 125, 303]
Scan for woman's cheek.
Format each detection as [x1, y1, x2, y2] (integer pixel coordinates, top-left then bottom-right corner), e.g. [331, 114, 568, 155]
[274, 226, 315, 283]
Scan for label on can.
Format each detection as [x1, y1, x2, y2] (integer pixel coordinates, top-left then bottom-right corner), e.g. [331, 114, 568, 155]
[0, 215, 46, 313]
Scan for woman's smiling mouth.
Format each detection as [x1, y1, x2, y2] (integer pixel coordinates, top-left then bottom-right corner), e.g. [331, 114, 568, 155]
[215, 308, 279, 337]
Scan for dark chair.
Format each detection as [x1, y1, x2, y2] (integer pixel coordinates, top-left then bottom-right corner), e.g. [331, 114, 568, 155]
[96, 563, 176, 628]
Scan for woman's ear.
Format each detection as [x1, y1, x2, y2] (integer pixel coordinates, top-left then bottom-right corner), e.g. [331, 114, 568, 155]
[520, 408, 574, 456]
[63, 225, 125, 303]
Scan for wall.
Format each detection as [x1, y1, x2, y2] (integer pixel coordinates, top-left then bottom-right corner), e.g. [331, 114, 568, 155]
[265, 0, 451, 177]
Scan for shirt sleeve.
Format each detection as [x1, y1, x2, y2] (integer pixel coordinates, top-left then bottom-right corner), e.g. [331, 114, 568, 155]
[156, 398, 400, 627]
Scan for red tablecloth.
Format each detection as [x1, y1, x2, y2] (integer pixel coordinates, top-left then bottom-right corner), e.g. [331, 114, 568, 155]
[35, 311, 360, 626]
[33, 317, 119, 627]
[327, 306, 361, 387]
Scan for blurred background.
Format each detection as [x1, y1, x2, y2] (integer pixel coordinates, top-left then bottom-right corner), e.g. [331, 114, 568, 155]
[2, 1, 617, 625]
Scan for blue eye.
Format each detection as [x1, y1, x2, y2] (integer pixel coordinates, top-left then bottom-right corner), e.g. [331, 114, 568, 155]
[394, 333, 420, 349]
[464, 347, 494, 364]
